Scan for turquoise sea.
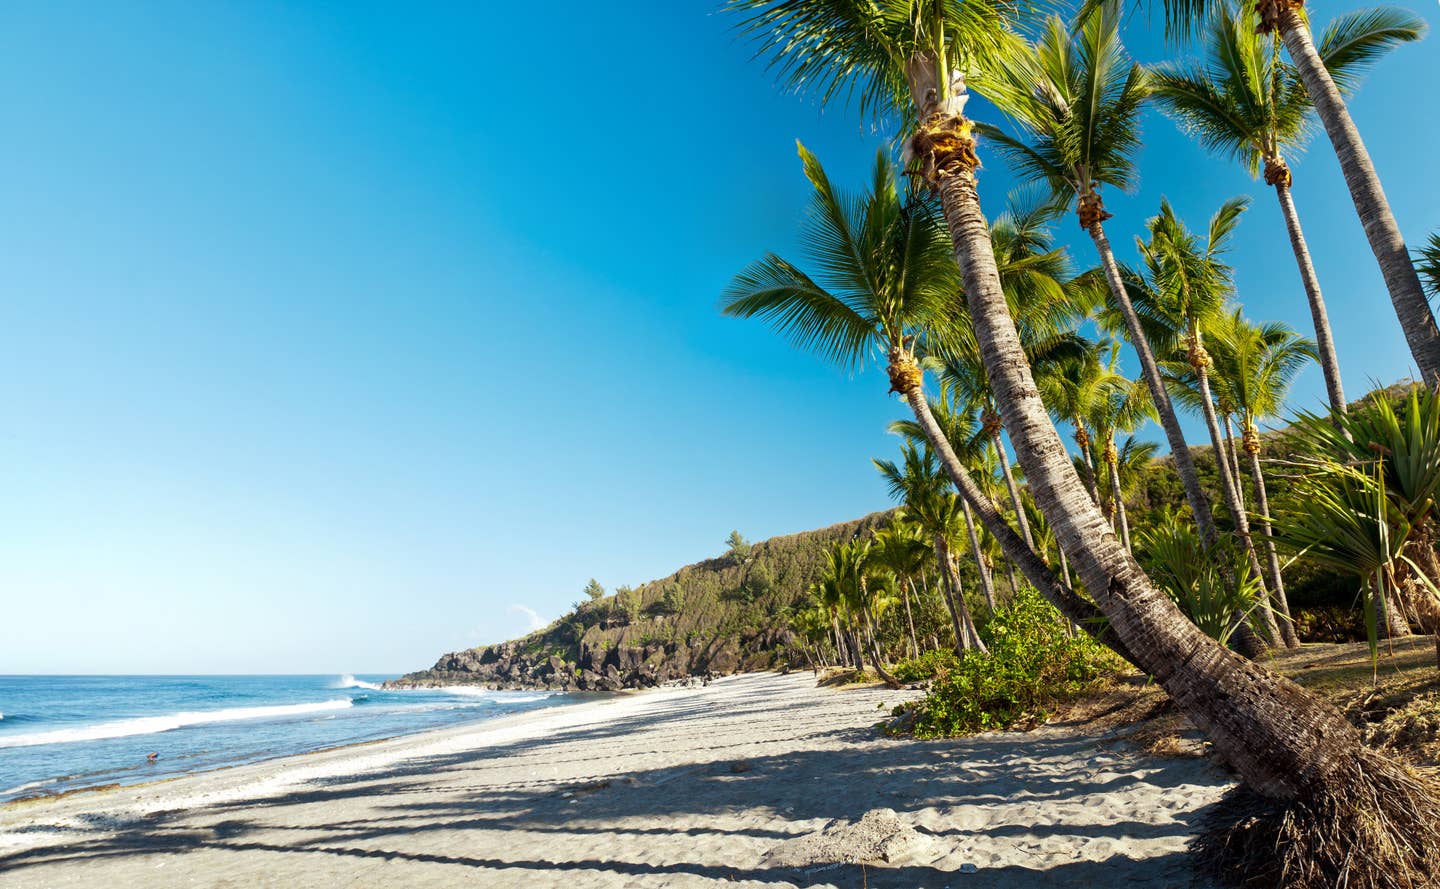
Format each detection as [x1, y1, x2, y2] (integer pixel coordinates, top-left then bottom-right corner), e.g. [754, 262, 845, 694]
[0, 674, 575, 801]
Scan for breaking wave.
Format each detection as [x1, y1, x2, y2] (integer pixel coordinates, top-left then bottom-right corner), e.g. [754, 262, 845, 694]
[0, 700, 355, 749]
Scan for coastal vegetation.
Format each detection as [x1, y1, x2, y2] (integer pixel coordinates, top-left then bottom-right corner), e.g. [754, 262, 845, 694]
[396, 2, 1437, 885]
[719, 0, 1440, 885]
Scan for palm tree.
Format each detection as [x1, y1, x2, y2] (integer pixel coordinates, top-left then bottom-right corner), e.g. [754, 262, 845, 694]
[1256, 3, 1438, 385]
[1134, 197, 1279, 645]
[871, 521, 932, 656]
[1040, 351, 1115, 509]
[1149, 4, 1423, 416]
[933, 190, 1092, 558]
[1207, 311, 1315, 646]
[972, 10, 1237, 571]
[874, 442, 987, 652]
[888, 398, 1005, 614]
[721, 146, 1105, 635]
[731, 0, 1440, 870]
[1152, 0, 1438, 385]
[1085, 357, 1156, 553]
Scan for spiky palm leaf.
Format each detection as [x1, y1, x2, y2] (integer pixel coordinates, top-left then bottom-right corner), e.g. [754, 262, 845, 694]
[1418, 232, 1440, 302]
[722, 146, 961, 372]
[726, 0, 1020, 125]
[971, 5, 1148, 209]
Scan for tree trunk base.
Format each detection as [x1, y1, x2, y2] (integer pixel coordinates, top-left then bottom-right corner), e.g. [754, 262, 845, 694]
[1194, 749, 1440, 889]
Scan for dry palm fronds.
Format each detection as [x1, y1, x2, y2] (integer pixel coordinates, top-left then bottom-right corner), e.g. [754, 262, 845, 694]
[1195, 749, 1440, 889]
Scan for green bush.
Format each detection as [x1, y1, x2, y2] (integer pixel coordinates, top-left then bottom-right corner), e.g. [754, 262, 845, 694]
[892, 648, 960, 683]
[901, 587, 1123, 737]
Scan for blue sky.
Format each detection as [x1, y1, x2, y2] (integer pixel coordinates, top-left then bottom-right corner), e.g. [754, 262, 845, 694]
[1, 1, 1436, 673]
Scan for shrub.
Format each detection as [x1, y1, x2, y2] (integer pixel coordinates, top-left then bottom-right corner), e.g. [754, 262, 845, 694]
[900, 587, 1123, 737]
[892, 648, 960, 683]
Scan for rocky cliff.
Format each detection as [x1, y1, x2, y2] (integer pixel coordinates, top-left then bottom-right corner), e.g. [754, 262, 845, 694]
[383, 511, 892, 692]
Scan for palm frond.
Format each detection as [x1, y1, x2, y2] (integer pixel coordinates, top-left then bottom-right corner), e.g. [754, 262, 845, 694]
[1318, 5, 1426, 96]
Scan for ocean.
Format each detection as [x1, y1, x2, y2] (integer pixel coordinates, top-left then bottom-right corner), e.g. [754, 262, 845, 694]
[0, 674, 576, 801]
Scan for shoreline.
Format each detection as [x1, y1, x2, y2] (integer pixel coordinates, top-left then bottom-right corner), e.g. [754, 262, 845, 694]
[0, 671, 1233, 887]
[0, 682, 664, 828]
[0, 681, 618, 807]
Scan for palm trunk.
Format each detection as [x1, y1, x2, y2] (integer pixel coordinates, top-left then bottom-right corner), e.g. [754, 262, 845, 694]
[1197, 364, 1281, 645]
[992, 427, 1034, 549]
[900, 386, 1140, 664]
[1223, 416, 1246, 513]
[1278, 10, 1440, 387]
[1273, 178, 1347, 414]
[1089, 222, 1224, 550]
[935, 158, 1365, 802]
[1003, 559, 1020, 600]
[933, 535, 969, 654]
[1246, 442, 1300, 648]
[961, 498, 998, 613]
[904, 578, 920, 658]
[905, 390, 1105, 628]
[1076, 427, 1104, 507]
[1107, 449, 1132, 552]
[943, 542, 987, 653]
[860, 605, 902, 687]
[846, 623, 865, 672]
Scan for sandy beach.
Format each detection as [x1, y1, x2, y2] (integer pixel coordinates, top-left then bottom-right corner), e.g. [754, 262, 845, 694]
[0, 672, 1232, 888]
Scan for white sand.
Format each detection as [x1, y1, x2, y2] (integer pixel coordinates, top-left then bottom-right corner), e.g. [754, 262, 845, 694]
[0, 672, 1232, 888]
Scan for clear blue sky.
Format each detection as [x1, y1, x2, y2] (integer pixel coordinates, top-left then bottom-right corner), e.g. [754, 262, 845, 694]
[2, 1, 1436, 673]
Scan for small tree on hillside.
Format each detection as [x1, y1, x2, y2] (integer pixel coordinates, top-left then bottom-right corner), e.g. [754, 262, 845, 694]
[584, 578, 605, 601]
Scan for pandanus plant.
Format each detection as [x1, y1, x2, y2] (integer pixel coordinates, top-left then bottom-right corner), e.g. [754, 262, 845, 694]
[1419, 233, 1440, 299]
[732, 2, 1440, 880]
[1284, 387, 1440, 659]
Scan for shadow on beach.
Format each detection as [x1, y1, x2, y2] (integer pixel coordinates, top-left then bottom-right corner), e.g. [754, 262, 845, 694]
[0, 673, 1228, 888]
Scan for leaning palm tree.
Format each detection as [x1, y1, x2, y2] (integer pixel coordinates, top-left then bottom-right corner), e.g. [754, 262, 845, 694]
[721, 146, 1104, 634]
[1150, 0, 1438, 386]
[1209, 310, 1315, 646]
[933, 190, 1092, 558]
[1149, 3, 1423, 415]
[731, 2, 1440, 878]
[972, 9, 1237, 573]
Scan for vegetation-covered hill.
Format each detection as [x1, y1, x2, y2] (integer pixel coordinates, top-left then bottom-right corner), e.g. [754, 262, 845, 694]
[385, 512, 893, 691]
[388, 384, 1425, 693]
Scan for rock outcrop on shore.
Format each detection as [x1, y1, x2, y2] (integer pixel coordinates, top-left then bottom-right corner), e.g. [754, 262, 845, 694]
[384, 512, 893, 692]
[384, 626, 784, 692]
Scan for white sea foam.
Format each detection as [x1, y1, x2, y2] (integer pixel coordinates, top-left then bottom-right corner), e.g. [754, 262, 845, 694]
[442, 686, 492, 697]
[496, 694, 551, 705]
[334, 674, 382, 691]
[0, 700, 354, 749]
